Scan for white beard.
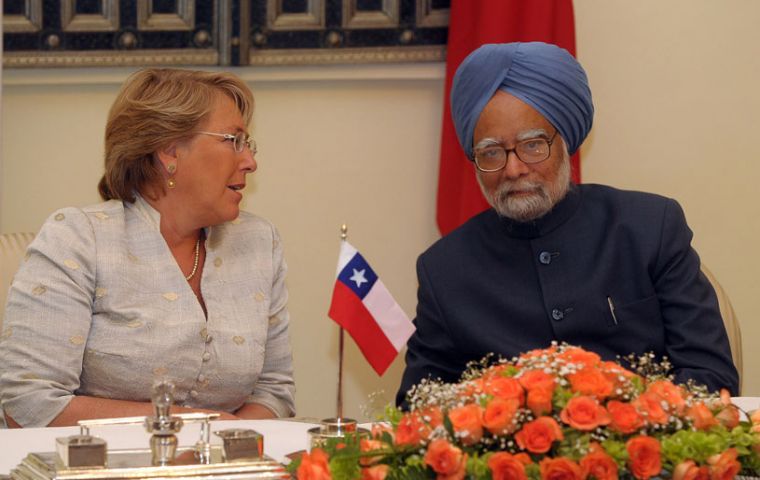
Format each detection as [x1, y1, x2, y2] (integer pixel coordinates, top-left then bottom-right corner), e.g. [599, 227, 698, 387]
[477, 156, 571, 222]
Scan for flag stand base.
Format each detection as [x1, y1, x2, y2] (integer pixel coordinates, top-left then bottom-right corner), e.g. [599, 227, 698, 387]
[307, 417, 370, 450]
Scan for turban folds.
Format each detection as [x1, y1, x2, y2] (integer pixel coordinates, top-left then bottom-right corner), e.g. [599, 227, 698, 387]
[451, 42, 594, 158]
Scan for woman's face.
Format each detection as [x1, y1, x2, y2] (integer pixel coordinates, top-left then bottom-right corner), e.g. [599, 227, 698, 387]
[169, 93, 257, 227]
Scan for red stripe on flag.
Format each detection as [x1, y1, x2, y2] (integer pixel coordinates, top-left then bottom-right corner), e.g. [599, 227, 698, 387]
[328, 281, 398, 376]
[437, 0, 579, 236]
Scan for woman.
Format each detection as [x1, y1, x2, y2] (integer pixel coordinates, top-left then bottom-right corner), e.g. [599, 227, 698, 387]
[0, 69, 295, 427]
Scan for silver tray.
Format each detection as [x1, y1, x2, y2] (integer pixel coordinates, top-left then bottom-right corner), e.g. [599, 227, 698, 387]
[11, 445, 289, 480]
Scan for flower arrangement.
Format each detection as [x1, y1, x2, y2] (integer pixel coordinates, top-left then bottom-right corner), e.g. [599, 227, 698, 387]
[292, 344, 760, 480]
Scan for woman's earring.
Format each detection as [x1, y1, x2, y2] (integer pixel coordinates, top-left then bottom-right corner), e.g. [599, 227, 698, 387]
[167, 164, 176, 189]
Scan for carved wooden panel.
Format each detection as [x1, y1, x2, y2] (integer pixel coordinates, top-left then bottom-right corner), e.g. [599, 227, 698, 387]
[61, 0, 119, 32]
[3, 0, 221, 67]
[247, 0, 449, 66]
[3, 0, 43, 33]
[2, 0, 450, 67]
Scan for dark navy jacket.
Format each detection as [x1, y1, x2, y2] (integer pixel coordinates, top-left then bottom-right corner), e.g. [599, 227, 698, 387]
[397, 184, 739, 405]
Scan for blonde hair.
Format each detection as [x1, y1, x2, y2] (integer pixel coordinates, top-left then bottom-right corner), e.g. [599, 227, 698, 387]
[98, 68, 254, 202]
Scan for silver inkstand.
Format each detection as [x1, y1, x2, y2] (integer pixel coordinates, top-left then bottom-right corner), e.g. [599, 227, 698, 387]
[10, 381, 289, 480]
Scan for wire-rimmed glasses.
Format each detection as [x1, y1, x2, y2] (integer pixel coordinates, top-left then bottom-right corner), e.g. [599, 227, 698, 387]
[197, 131, 257, 155]
[473, 130, 558, 172]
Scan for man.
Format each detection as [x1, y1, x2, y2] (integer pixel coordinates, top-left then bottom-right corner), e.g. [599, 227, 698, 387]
[397, 42, 738, 405]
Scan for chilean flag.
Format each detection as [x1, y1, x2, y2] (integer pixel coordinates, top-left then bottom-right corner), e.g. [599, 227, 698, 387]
[328, 241, 415, 376]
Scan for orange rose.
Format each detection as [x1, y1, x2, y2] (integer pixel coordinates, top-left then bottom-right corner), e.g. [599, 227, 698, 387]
[420, 406, 444, 429]
[460, 378, 485, 397]
[519, 369, 557, 392]
[560, 396, 611, 431]
[674, 460, 710, 480]
[750, 409, 760, 425]
[686, 402, 719, 431]
[580, 445, 619, 480]
[483, 397, 520, 436]
[297, 448, 332, 480]
[539, 456, 584, 480]
[600, 360, 636, 382]
[488, 452, 532, 480]
[567, 367, 614, 399]
[607, 400, 645, 434]
[424, 439, 467, 480]
[715, 406, 740, 429]
[633, 392, 669, 425]
[395, 412, 430, 446]
[371, 422, 394, 440]
[707, 448, 741, 480]
[626, 436, 662, 480]
[360, 439, 385, 466]
[485, 376, 526, 405]
[448, 403, 484, 445]
[558, 347, 601, 368]
[527, 387, 555, 416]
[714, 390, 740, 429]
[647, 380, 687, 415]
[515, 416, 564, 454]
[361, 465, 389, 480]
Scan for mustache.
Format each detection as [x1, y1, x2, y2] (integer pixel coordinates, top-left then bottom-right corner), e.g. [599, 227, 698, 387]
[494, 180, 548, 197]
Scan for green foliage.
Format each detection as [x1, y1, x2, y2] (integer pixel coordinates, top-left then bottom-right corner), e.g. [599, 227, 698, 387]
[660, 429, 727, 466]
[384, 404, 404, 427]
[601, 439, 629, 468]
[499, 365, 520, 377]
[466, 452, 492, 480]
[727, 425, 760, 475]
[526, 461, 541, 480]
[556, 431, 591, 461]
[329, 452, 363, 480]
[552, 385, 573, 410]
[285, 455, 302, 475]
[384, 455, 431, 480]
[629, 376, 645, 395]
[443, 411, 456, 439]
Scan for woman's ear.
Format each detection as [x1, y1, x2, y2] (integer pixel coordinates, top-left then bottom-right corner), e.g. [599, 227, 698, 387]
[155, 142, 179, 173]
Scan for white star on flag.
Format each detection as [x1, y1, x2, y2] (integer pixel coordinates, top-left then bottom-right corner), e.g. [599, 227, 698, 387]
[350, 268, 368, 288]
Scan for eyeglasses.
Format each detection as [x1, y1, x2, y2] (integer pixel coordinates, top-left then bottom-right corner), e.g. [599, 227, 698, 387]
[473, 130, 558, 172]
[197, 131, 257, 155]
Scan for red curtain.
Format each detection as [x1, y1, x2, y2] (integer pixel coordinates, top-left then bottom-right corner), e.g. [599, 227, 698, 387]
[436, 0, 579, 236]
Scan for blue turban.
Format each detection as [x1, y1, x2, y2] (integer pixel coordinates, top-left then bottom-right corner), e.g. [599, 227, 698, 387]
[451, 42, 594, 158]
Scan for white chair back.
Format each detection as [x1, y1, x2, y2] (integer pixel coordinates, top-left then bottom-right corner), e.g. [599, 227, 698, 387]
[701, 264, 742, 393]
[0, 232, 36, 330]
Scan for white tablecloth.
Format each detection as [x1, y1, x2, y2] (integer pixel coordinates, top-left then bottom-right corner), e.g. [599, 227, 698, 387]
[0, 419, 318, 474]
[733, 396, 760, 414]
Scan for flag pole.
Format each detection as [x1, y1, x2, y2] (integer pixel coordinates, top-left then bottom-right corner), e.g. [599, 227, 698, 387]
[337, 224, 347, 420]
[305, 224, 375, 449]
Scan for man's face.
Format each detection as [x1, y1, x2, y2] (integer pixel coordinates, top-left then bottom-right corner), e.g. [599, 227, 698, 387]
[473, 90, 571, 222]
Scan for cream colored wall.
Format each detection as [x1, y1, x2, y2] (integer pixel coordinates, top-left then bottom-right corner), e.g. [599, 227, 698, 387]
[1, 0, 758, 422]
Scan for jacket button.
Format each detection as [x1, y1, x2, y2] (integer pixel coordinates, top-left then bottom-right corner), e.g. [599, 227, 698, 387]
[551, 309, 564, 321]
[539, 251, 552, 265]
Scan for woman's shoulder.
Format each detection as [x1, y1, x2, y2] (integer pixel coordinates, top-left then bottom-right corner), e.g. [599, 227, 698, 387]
[44, 199, 126, 226]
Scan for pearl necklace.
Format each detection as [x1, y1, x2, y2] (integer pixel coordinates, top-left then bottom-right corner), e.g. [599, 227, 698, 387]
[185, 238, 201, 281]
